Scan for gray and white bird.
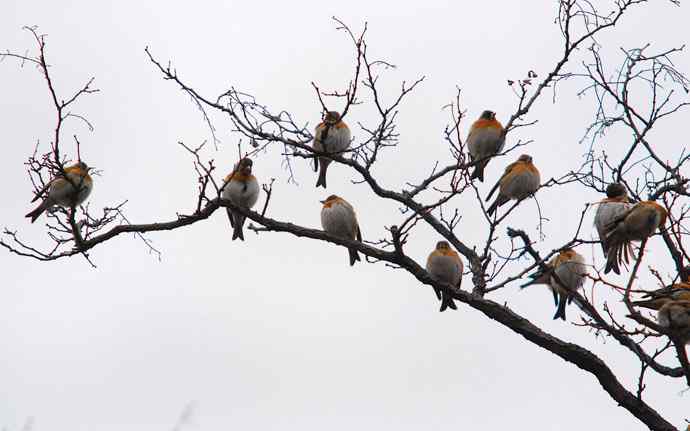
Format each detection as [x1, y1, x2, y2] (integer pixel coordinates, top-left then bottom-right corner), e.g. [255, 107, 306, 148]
[603, 200, 667, 275]
[320, 194, 361, 266]
[467, 110, 505, 182]
[426, 241, 463, 311]
[594, 183, 632, 256]
[313, 111, 351, 189]
[222, 158, 259, 241]
[521, 249, 587, 320]
[485, 154, 540, 216]
[26, 161, 93, 223]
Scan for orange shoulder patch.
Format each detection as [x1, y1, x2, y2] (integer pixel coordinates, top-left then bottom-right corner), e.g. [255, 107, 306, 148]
[471, 118, 503, 131]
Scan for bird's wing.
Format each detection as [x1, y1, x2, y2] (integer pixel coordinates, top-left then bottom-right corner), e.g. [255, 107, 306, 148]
[485, 161, 517, 202]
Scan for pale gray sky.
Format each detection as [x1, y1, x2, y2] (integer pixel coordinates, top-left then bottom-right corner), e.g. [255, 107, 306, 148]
[1, 1, 688, 430]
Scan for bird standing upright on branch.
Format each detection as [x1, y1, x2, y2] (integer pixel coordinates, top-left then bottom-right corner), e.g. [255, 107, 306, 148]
[426, 240, 463, 312]
[594, 183, 632, 257]
[313, 111, 351, 189]
[320, 194, 362, 266]
[222, 158, 259, 241]
[467, 110, 505, 182]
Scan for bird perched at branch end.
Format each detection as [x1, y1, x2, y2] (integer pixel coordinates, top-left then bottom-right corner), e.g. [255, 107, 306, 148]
[426, 240, 463, 312]
[521, 248, 587, 321]
[485, 154, 540, 216]
[603, 200, 667, 275]
[222, 158, 259, 241]
[467, 110, 505, 182]
[320, 194, 362, 266]
[26, 161, 93, 223]
[594, 183, 632, 257]
[313, 111, 351, 189]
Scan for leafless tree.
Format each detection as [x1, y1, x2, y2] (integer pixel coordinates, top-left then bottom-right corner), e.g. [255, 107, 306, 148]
[2, 1, 689, 429]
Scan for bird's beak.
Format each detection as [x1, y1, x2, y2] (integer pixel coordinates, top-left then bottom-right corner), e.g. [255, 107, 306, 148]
[319, 200, 326, 204]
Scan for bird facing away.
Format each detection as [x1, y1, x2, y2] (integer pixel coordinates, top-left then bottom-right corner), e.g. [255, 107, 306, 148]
[26, 161, 93, 223]
[521, 248, 587, 320]
[594, 183, 632, 256]
[320, 194, 362, 266]
[467, 110, 505, 182]
[313, 111, 351, 189]
[426, 240, 463, 312]
[657, 300, 690, 344]
[485, 154, 540, 217]
[222, 158, 259, 241]
[603, 200, 667, 275]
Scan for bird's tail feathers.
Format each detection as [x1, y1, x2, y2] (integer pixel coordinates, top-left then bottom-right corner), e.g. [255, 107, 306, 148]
[232, 214, 246, 241]
[25, 199, 51, 223]
[348, 248, 361, 266]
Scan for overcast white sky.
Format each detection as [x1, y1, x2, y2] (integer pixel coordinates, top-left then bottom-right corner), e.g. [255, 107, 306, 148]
[1, 1, 689, 430]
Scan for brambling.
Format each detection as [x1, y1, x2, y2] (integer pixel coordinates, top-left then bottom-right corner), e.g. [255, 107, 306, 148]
[485, 154, 540, 216]
[657, 300, 690, 343]
[25, 161, 93, 223]
[320, 194, 362, 265]
[603, 200, 667, 275]
[633, 282, 690, 310]
[521, 249, 587, 320]
[594, 183, 632, 256]
[221, 158, 259, 241]
[313, 111, 351, 189]
[467, 110, 505, 182]
[426, 241, 463, 311]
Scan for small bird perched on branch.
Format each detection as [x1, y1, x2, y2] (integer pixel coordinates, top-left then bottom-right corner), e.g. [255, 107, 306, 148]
[485, 154, 540, 216]
[467, 110, 505, 182]
[633, 268, 690, 310]
[313, 111, 351, 189]
[426, 241, 463, 312]
[222, 158, 259, 241]
[521, 248, 587, 321]
[594, 183, 632, 257]
[320, 194, 362, 266]
[603, 200, 667, 275]
[26, 161, 93, 223]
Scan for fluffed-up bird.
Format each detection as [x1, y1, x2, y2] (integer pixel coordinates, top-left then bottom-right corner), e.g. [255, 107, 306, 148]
[320, 194, 362, 266]
[657, 300, 690, 343]
[313, 111, 351, 189]
[521, 249, 587, 320]
[222, 158, 259, 241]
[26, 161, 93, 223]
[467, 110, 505, 182]
[603, 200, 667, 275]
[426, 240, 463, 311]
[485, 154, 540, 216]
[594, 183, 632, 256]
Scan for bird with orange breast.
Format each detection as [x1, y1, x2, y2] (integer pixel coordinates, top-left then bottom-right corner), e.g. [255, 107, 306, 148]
[26, 161, 93, 223]
[594, 183, 632, 257]
[320, 194, 362, 266]
[521, 249, 587, 320]
[313, 111, 351, 189]
[222, 158, 259, 241]
[467, 110, 505, 182]
[426, 241, 463, 311]
[603, 200, 667, 274]
[485, 154, 540, 217]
